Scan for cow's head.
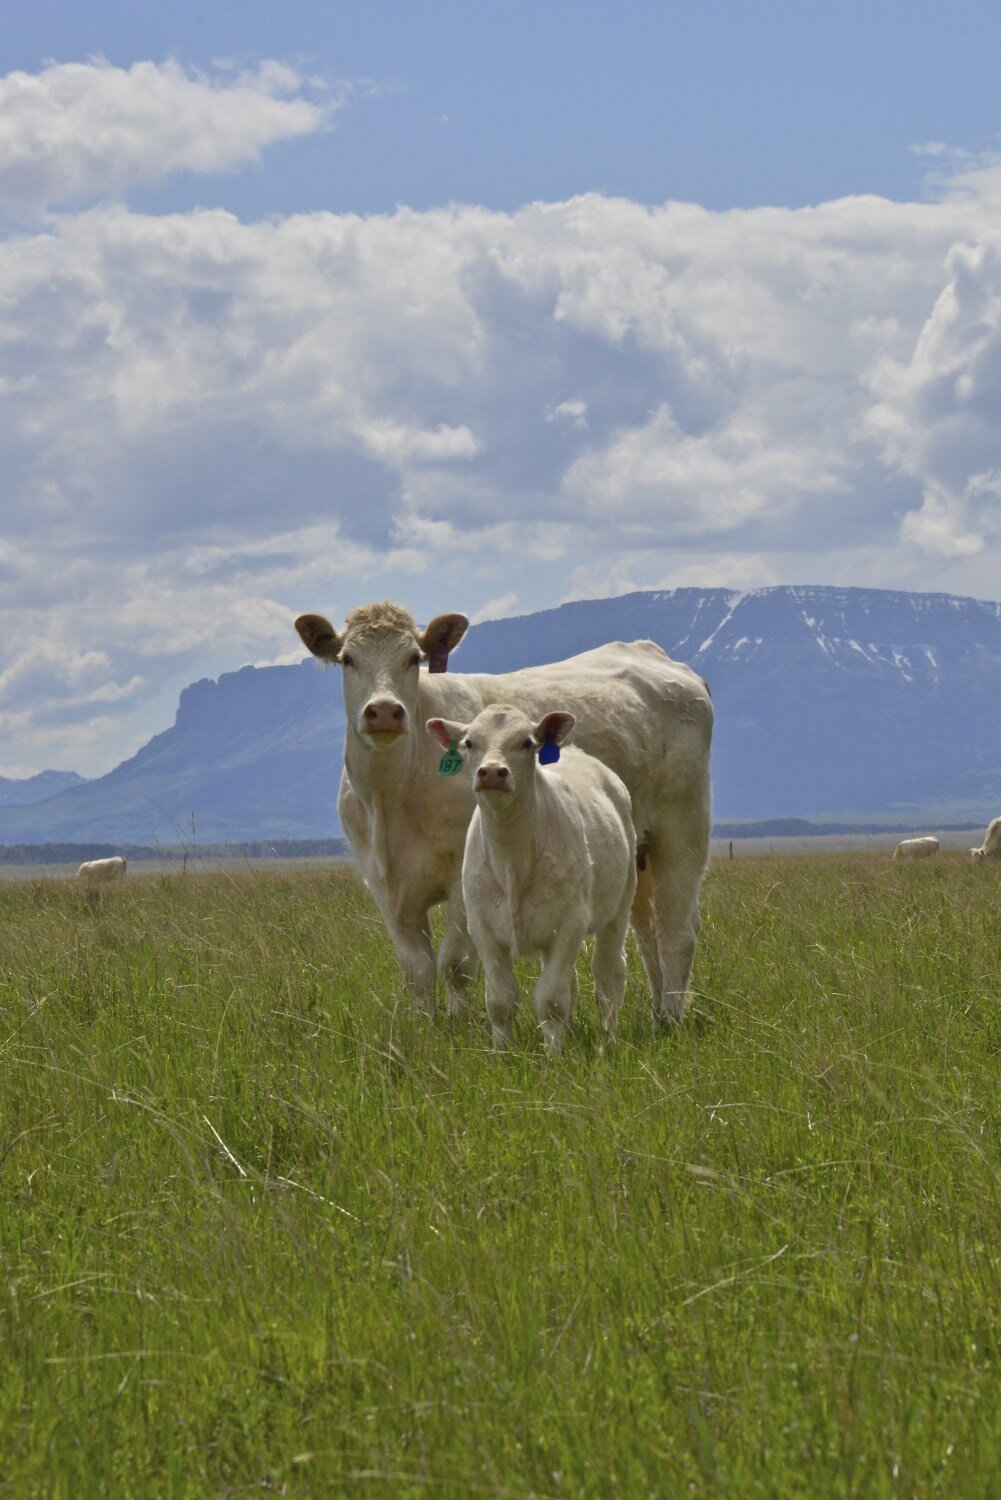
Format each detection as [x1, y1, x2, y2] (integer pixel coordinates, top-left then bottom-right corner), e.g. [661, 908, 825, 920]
[426, 704, 575, 803]
[295, 601, 468, 750]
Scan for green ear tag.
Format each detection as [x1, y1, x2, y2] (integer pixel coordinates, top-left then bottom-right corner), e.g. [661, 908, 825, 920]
[438, 740, 464, 777]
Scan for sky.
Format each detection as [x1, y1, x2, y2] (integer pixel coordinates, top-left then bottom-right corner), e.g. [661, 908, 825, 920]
[2, 0, 1001, 777]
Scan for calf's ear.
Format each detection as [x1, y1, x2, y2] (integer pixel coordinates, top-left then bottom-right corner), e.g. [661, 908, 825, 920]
[426, 717, 467, 750]
[295, 614, 343, 661]
[419, 612, 469, 659]
[533, 710, 575, 747]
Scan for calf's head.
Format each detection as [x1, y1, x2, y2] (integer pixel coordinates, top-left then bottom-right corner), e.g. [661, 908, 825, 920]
[426, 704, 575, 804]
[296, 601, 468, 749]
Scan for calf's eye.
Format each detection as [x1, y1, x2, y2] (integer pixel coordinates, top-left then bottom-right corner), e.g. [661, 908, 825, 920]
[522, 738, 533, 750]
[341, 654, 354, 668]
[409, 653, 421, 667]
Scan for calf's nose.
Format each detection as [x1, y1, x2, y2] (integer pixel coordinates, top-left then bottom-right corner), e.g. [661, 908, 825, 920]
[476, 763, 510, 789]
[363, 698, 406, 732]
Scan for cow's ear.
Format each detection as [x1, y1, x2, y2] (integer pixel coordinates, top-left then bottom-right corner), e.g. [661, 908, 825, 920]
[426, 717, 467, 750]
[419, 612, 469, 659]
[295, 614, 343, 661]
[533, 710, 575, 747]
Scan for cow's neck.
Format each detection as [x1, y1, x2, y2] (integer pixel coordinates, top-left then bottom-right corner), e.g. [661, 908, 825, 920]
[479, 780, 541, 887]
[344, 728, 416, 805]
[343, 723, 421, 885]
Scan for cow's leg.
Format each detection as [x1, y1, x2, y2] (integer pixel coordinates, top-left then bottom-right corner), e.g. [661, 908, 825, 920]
[592, 891, 633, 1036]
[386, 915, 437, 1014]
[365, 873, 437, 1013]
[534, 925, 586, 1053]
[630, 857, 662, 1008]
[437, 884, 479, 1018]
[649, 811, 709, 1024]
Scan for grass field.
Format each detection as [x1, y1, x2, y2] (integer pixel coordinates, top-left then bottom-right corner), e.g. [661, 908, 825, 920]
[1, 856, 997, 1497]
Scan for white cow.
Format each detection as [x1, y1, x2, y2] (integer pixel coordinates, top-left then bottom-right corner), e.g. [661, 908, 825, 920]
[295, 601, 712, 1023]
[970, 816, 1001, 860]
[427, 705, 636, 1051]
[77, 855, 127, 889]
[893, 837, 939, 861]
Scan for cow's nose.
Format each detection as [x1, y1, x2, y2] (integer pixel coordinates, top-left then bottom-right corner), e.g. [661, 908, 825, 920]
[363, 698, 406, 732]
[476, 763, 510, 789]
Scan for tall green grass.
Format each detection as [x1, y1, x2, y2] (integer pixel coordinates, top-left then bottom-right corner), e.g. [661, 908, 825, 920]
[0, 856, 997, 1496]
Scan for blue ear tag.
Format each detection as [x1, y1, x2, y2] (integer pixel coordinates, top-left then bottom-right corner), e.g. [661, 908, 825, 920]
[538, 736, 560, 765]
[438, 740, 464, 777]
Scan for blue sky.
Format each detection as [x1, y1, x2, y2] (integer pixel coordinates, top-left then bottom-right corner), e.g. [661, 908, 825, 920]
[2, 0, 1001, 776]
[9, 0, 1001, 217]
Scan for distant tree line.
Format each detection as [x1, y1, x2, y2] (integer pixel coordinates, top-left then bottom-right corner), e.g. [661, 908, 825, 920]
[0, 839, 349, 865]
[712, 818, 982, 838]
[0, 822, 984, 866]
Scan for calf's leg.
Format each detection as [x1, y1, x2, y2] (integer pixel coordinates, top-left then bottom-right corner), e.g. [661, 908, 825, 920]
[533, 925, 587, 1052]
[468, 914, 519, 1047]
[482, 953, 520, 1047]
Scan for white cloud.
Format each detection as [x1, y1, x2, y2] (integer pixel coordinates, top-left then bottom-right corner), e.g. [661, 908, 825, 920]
[910, 142, 1001, 205]
[899, 477, 1001, 558]
[251, 647, 313, 670]
[357, 418, 481, 465]
[0, 641, 115, 706]
[470, 592, 520, 624]
[0, 58, 333, 218]
[562, 561, 643, 603]
[866, 235, 1001, 557]
[547, 397, 589, 430]
[3, 89, 1001, 775]
[657, 553, 780, 591]
[562, 402, 847, 537]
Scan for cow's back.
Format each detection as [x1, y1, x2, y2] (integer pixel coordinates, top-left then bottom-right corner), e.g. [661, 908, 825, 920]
[431, 640, 712, 839]
[894, 837, 939, 860]
[77, 856, 127, 884]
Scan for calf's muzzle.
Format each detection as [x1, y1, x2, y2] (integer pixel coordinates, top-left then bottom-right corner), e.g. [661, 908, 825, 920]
[476, 763, 511, 791]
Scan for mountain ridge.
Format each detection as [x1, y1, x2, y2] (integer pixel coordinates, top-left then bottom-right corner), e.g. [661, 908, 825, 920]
[0, 770, 86, 808]
[1, 584, 999, 844]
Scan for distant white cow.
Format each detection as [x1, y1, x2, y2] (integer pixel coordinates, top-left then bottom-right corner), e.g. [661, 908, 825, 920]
[970, 816, 1001, 860]
[77, 856, 127, 890]
[893, 837, 939, 861]
[295, 601, 713, 1024]
[427, 705, 636, 1051]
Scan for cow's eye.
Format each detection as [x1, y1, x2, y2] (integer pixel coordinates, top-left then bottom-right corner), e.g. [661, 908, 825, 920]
[461, 738, 473, 750]
[341, 654, 354, 668]
[522, 738, 533, 750]
[409, 652, 421, 668]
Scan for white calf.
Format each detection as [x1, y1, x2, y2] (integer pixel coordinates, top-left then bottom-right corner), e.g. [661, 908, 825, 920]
[77, 856, 127, 890]
[970, 815, 1001, 860]
[893, 837, 939, 861]
[428, 705, 637, 1051]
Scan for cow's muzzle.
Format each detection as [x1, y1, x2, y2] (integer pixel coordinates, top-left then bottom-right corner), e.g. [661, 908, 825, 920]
[361, 698, 408, 743]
